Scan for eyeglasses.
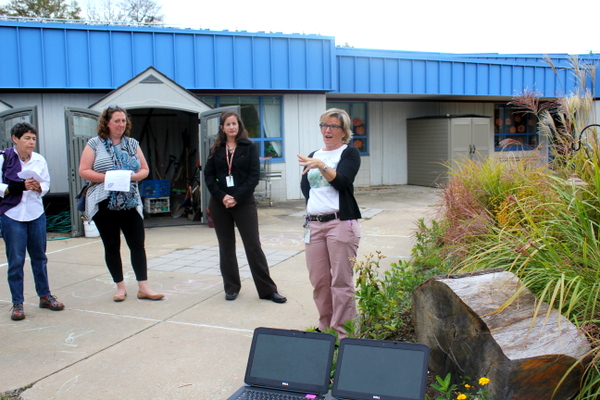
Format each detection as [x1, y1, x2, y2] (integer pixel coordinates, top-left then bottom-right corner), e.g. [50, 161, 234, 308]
[319, 123, 342, 130]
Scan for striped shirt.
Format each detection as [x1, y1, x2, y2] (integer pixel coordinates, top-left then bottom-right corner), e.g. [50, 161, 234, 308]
[84, 136, 143, 220]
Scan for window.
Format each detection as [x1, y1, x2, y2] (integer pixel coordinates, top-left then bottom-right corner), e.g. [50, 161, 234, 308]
[494, 104, 538, 151]
[326, 102, 368, 154]
[198, 95, 283, 159]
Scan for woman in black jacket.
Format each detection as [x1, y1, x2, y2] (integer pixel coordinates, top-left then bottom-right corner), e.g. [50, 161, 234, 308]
[204, 111, 286, 303]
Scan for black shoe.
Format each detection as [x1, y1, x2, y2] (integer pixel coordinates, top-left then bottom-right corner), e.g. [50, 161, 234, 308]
[261, 292, 287, 304]
[225, 292, 238, 301]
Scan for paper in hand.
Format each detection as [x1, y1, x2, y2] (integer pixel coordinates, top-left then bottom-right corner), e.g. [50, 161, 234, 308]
[104, 170, 133, 191]
[17, 170, 47, 182]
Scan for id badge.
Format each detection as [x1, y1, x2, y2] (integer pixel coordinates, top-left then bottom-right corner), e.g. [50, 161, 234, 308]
[304, 226, 311, 244]
[226, 175, 235, 187]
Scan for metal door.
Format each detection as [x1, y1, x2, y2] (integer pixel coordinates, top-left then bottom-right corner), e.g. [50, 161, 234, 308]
[199, 106, 240, 224]
[65, 108, 100, 236]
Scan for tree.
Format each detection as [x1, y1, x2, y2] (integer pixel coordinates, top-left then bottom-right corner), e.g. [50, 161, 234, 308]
[122, 0, 163, 24]
[85, 0, 126, 23]
[84, 0, 163, 25]
[0, 0, 82, 20]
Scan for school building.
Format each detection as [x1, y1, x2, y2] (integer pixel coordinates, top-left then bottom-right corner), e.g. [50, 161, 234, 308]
[1, 20, 598, 235]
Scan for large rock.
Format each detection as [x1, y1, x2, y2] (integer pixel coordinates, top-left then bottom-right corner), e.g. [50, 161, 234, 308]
[413, 270, 590, 400]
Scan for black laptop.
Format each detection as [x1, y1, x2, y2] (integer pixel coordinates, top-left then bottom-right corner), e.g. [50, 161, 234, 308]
[331, 338, 430, 400]
[227, 327, 337, 400]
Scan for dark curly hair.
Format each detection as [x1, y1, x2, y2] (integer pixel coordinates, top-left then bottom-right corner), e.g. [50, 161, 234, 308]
[96, 106, 132, 140]
[11, 122, 37, 139]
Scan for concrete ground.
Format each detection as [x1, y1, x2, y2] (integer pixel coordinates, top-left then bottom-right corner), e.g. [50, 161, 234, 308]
[0, 185, 440, 400]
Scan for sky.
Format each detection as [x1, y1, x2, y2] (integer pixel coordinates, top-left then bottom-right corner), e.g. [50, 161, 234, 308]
[1, 0, 598, 54]
[156, 0, 600, 55]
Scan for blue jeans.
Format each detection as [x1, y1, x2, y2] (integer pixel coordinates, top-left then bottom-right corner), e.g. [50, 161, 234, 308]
[1, 214, 50, 304]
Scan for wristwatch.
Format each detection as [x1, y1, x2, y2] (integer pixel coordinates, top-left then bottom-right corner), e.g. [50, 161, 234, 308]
[321, 165, 329, 173]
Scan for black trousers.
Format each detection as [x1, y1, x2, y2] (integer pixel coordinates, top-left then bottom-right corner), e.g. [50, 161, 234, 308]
[208, 195, 277, 298]
[93, 200, 148, 283]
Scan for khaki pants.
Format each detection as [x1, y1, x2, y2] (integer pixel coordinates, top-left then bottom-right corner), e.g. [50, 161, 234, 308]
[305, 218, 360, 338]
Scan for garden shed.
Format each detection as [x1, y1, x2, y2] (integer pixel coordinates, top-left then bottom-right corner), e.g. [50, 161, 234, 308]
[407, 116, 492, 187]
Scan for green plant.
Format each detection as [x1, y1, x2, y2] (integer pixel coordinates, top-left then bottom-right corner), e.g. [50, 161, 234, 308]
[429, 373, 457, 400]
[412, 218, 447, 270]
[352, 251, 404, 340]
[351, 249, 444, 341]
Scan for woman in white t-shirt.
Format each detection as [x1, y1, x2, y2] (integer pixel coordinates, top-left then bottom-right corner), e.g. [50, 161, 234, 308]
[298, 108, 362, 338]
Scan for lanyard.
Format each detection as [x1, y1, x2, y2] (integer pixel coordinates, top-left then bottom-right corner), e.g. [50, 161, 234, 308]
[226, 145, 236, 176]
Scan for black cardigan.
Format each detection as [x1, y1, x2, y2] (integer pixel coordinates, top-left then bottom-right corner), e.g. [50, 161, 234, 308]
[300, 145, 362, 220]
[203, 138, 260, 203]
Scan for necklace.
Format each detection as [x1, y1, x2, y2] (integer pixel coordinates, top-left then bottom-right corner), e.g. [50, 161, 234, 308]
[19, 154, 30, 162]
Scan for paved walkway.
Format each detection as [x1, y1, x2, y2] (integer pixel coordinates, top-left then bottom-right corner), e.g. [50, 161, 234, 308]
[0, 185, 440, 400]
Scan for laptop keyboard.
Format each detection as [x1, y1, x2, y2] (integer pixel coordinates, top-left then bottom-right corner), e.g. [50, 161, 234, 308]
[236, 389, 312, 400]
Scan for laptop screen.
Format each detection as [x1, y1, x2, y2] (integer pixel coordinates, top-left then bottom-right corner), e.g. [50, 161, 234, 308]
[332, 338, 430, 400]
[245, 328, 336, 395]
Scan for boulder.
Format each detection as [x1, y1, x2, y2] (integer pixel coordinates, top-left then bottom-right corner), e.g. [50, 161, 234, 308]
[413, 270, 591, 399]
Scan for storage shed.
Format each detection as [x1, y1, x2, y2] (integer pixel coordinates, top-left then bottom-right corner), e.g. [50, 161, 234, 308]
[407, 116, 492, 187]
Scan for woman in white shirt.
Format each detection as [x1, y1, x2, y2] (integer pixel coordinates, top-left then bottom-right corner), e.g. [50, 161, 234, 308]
[0, 122, 64, 321]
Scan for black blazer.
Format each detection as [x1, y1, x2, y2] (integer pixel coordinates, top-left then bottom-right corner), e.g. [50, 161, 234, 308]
[203, 138, 260, 203]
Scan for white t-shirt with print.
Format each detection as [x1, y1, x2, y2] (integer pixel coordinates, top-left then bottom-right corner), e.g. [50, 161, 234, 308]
[306, 145, 347, 216]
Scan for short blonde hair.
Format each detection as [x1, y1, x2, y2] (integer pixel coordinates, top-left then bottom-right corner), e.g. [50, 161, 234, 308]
[320, 108, 353, 144]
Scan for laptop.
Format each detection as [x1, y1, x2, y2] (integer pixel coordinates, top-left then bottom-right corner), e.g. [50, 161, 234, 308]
[227, 327, 337, 400]
[331, 338, 430, 400]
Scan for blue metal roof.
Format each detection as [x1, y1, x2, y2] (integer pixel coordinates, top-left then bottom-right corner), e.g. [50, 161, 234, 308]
[0, 21, 598, 98]
[334, 47, 600, 98]
[0, 21, 335, 90]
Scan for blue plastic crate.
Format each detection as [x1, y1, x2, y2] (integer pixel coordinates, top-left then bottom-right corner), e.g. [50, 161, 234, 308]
[140, 180, 170, 197]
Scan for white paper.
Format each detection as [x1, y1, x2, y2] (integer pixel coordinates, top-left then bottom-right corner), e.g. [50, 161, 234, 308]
[17, 170, 47, 183]
[104, 170, 133, 192]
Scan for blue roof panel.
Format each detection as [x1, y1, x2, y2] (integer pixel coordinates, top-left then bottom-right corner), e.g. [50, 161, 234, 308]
[0, 21, 335, 91]
[89, 31, 111, 87]
[46, 28, 67, 86]
[112, 31, 136, 87]
[383, 58, 399, 93]
[253, 37, 272, 88]
[20, 28, 44, 87]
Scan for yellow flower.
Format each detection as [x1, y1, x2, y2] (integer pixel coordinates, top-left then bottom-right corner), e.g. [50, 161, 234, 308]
[479, 377, 490, 386]
[464, 384, 471, 388]
[457, 394, 467, 400]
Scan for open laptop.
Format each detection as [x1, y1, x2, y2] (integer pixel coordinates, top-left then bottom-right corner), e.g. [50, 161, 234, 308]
[331, 338, 430, 400]
[227, 327, 337, 400]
